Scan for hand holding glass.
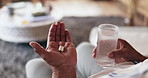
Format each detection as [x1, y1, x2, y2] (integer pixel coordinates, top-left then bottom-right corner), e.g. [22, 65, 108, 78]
[96, 24, 119, 68]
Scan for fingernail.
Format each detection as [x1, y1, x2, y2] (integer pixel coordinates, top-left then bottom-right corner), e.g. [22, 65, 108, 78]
[92, 53, 96, 58]
[30, 43, 36, 48]
[54, 22, 58, 25]
[60, 22, 63, 24]
[108, 52, 114, 58]
[65, 29, 68, 31]
[60, 22, 64, 25]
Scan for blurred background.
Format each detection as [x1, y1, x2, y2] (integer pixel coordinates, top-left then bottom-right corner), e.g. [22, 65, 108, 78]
[0, 0, 148, 78]
[1, 0, 148, 26]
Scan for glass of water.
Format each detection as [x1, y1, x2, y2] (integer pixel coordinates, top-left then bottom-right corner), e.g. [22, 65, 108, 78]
[96, 24, 119, 69]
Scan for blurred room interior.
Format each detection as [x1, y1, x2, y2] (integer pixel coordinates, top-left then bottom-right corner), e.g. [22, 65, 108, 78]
[1, 0, 148, 26]
[0, 0, 148, 78]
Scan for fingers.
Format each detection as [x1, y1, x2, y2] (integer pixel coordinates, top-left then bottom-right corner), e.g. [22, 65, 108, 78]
[117, 38, 125, 49]
[56, 22, 61, 41]
[47, 22, 66, 48]
[60, 22, 66, 41]
[108, 49, 124, 59]
[108, 49, 128, 63]
[115, 58, 126, 63]
[47, 22, 72, 48]
[48, 22, 66, 42]
[47, 23, 56, 48]
[92, 47, 97, 58]
[29, 42, 47, 57]
[48, 23, 56, 41]
[65, 29, 72, 42]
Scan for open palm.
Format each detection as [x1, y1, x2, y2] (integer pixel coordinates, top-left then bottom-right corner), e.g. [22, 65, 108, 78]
[29, 22, 77, 68]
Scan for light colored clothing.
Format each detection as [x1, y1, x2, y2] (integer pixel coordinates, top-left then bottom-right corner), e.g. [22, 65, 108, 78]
[26, 42, 148, 78]
[26, 58, 52, 78]
[90, 59, 148, 78]
[26, 42, 103, 78]
[76, 42, 103, 78]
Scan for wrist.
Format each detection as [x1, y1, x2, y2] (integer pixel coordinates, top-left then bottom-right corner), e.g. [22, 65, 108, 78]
[52, 65, 76, 72]
[51, 64, 76, 78]
[137, 55, 147, 62]
[132, 57, 147, 64]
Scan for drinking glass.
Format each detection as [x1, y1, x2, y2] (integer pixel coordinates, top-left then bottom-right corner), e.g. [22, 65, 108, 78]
[96, 24, 119, 69]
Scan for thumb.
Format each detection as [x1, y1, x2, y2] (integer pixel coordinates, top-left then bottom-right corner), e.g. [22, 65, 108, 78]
[108, 49, 124, 59]
[92, 48, 97, 58]
[29, 42, 47, 56]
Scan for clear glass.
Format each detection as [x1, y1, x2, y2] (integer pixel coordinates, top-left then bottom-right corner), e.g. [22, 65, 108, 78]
[96, 24, 119, 69]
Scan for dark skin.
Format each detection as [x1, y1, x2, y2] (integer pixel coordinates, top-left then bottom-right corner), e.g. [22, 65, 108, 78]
[30, 22, 76, 78]
[92, 39, 147, 63]
[30, 22, 147, 78]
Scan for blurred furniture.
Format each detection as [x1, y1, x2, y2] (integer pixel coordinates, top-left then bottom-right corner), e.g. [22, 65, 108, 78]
[116, 0, 148, 26]
[0, 0, 44, 7]
[0, 2, 62, 43]
[0, 0, 2, 8]
[136, 0, 148, 26]
[116, 0, 137, 26]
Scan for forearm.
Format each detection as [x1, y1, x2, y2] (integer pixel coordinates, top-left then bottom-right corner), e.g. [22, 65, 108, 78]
[52, 65, 76, 78]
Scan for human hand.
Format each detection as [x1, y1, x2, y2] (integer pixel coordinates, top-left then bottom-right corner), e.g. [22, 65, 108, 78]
[93, 39, 147, 63]
[29, 22, 77, 70]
